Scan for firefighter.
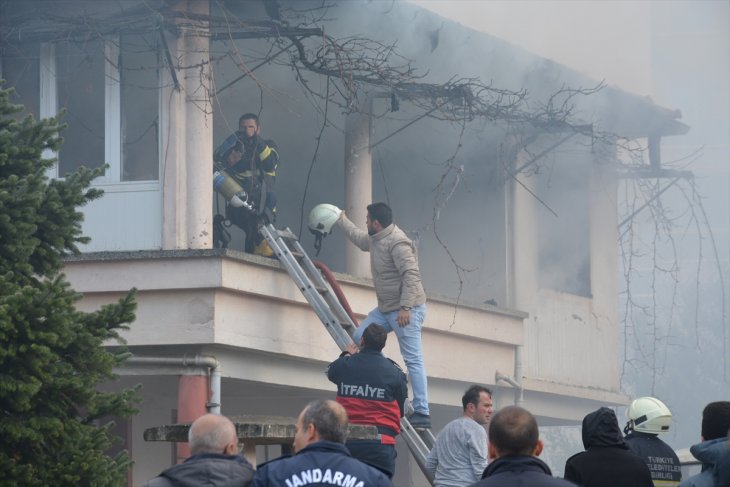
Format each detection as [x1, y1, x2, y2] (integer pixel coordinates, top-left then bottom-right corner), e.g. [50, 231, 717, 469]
[213, 113, 279, 256]
[624, 396, 682, 487]
[326, 324, 408, 477]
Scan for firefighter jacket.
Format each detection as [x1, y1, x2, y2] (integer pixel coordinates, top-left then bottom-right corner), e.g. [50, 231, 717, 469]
[213, 131, 279, 190]
[564, 407, 654, 487]
[337, 216, 426, 312]
[251, 440, 393, 487]
[326, 348, 408, 444]
[625, 431, 682, 487]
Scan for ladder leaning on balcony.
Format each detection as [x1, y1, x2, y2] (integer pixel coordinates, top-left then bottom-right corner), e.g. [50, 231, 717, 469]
[259, 224, 436, 484]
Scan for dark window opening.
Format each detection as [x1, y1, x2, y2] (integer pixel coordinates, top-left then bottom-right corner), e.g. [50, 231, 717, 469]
[56, 39, 105, 178]
[120, 34, 159, 181]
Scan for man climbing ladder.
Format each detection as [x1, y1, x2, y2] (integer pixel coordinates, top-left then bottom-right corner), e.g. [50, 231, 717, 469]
[311, 202, 431, 429]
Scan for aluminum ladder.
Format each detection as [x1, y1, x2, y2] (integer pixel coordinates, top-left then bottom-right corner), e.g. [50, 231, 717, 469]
[259, 224, 436, 483]
[260, 224, 356, 350]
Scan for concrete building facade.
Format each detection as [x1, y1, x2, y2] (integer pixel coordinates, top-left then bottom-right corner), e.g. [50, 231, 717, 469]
[0, 0, 688, 484]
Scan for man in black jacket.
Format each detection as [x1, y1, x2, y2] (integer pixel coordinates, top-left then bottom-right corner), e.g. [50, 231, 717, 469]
[564, 407, 653, 487]
[326, 324, 408, 477]
[468, 405, 574, 487]
[251, 399, 392, 487]
[144, 414, 254, 487]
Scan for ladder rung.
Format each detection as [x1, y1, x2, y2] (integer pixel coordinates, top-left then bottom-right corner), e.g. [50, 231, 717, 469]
[275, 228, 299, 241]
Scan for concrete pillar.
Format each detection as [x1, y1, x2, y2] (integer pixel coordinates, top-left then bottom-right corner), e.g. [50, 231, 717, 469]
[161, 0, 212, 250]
[344, 98, 372, 278]
[176, 374, 209, 461]
[508, 148, 539, 311]
[160, 43, 186, 249]
[183, 0, 213, 249]
[589, 145, 620, 389]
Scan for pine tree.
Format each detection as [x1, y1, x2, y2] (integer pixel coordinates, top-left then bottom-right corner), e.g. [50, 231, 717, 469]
[0, 84, 139, 486]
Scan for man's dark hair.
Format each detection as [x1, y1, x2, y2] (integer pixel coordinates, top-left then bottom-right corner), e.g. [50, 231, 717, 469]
[239, 113, 259, 126]
[361, 324, 387, 351]
[701, 401, 730, 440]
[488, 406, 539, 456]
[367, 202, 393, 228]
[462, 385, 492, 411]
[301, 399, 348, 443]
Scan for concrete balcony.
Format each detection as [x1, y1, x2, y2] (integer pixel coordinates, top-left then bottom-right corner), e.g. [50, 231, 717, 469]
[65, 248, 628, 484]
[64, 248, 526, 402]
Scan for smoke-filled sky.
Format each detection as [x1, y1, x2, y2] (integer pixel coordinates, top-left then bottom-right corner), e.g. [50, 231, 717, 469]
[413, 0, 730, 456]
[410, 1, 726, 101]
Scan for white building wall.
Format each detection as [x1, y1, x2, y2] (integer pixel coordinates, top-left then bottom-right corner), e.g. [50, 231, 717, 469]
[511, 138, 622, 393]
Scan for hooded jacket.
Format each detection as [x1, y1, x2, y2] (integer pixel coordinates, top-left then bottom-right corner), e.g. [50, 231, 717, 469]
[469, 455, 576, 487]
[144, 453, 254, 487]
[678, 436, 729, 487]
[564, 407, 653, 487]
[338, 215, 426, 312]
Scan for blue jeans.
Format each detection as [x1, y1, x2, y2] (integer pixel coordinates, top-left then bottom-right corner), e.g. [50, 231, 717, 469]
[354, 303, 429, 415]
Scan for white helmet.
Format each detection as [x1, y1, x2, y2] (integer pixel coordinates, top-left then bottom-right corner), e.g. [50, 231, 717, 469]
[308, 204, 342, 237]
[626, 396, 672, 434]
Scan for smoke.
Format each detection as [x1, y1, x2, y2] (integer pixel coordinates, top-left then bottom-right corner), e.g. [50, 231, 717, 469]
[208, 0, 729, 471]
[412, 0, 730, 463]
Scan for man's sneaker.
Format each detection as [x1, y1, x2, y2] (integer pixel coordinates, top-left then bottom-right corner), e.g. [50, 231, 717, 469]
[408, 412, 431, 429]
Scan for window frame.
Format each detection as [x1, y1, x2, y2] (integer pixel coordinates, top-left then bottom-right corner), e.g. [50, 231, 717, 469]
[39, 38, 161, 189]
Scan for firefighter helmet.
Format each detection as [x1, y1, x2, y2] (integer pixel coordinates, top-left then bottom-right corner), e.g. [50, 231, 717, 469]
[626, 396, 673, 434]
[308, 204, 342, 237]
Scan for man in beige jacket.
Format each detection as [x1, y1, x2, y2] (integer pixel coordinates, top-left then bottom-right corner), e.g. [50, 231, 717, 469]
[337, 202, 430, 428]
